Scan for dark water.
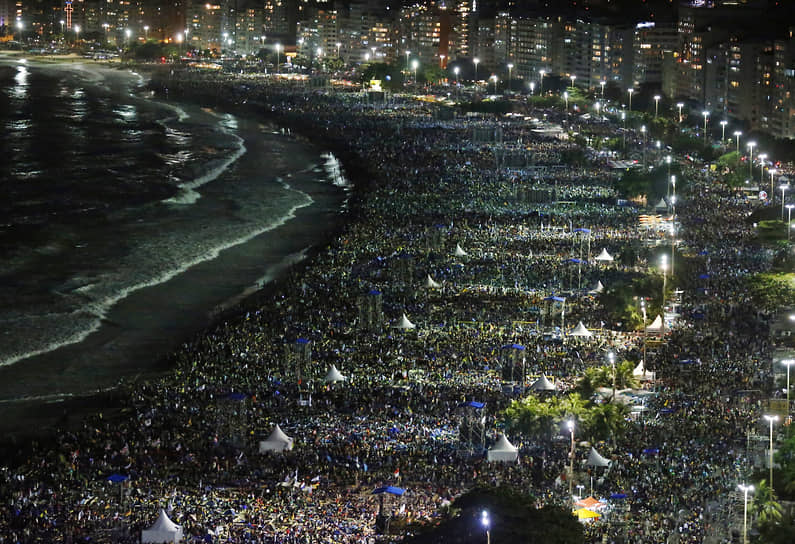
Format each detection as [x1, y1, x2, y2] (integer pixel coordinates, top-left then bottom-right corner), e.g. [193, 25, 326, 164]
[0, 59, 347, 418]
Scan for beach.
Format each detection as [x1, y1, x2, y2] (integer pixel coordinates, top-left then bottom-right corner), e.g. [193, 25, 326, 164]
[0, 64, 787, 544]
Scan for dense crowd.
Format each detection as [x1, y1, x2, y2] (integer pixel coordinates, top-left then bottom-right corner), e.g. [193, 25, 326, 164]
[0, 69, 787, 544]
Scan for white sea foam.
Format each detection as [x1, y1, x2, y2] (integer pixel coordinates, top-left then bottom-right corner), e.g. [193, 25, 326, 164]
[321, 152, 352, 189]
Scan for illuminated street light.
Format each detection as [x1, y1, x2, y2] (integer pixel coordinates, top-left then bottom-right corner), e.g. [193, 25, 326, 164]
[763, 415, 779, 489]
[747, 141, 756, 181]
[738, 484, 754, 544]
[720, 120, 728, 143]
[702, 110, 709, 144]
[473, 57, 480, 81]
[627, 88, 633, 111]
[600, 80, 605, 98]
[676, 102, 684, 123]
[654, 94, 661, 118]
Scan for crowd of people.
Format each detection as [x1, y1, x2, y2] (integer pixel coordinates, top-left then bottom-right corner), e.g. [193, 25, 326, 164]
[0, 68, 789, 544]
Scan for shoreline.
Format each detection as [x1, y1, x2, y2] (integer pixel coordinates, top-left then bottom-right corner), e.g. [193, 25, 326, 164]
[0, 61, 357, 448]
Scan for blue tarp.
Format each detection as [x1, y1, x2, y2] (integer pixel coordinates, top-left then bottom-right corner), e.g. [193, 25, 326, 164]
[642, 448, 660, 455]
[501, 344, 526, 350]
[372, 486, 405, 496]
[610, 493, 627, 500]
[296, 338, 310, 344]
[226, 392, 247, 401]
[368, 289, 382, 296]
[459, 401, 485, 409]
[106, 474, 129, 483]
[544, 296, 566, 302]
[565, 258, 585, 264]
[698, 274, 710, 279]
[574, 228, 591, 233]
[677, 359, 697, 365]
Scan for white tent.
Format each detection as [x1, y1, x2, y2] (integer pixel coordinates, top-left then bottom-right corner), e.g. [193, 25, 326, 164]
[594, 248, 614, 262]
[530, 375, 556, 391]
[487, 434, 519, 463]
[141, 509, 183, 544]
[323, 365, 347, 384]
[654, 198, 668, 210]
[394, 313, 416, 329]
[632, 361, 656, 381]
[586, 447, 611, 468]
[590, 280, 604, 294]
[454, 243, 468, 257]
[569, 321, 593, 338]
[424, 274, 441, 288]
[259, 425, 294, 454]
[646, 315, 664, 333]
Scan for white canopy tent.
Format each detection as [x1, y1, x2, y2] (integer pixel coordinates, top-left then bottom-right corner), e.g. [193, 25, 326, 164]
[323, 365, 347, 384]
[633, 361, 656, 381]
[424, 275, 441, 289]
[487, 434, 519, 463]
[530, 375, 556, 391]
[394, 313, 416, 329]
[454, 244, 468, 257]
[569, 321, 592, 338]
[646, 315, 664, 333]
[586, 447, 611, 468]
[594, 248, 614, 262]
[654, 198, 668, 211]
[141, 509, 183, 543]
[259, 425, 294, 454]
[590, 280, 604, 294]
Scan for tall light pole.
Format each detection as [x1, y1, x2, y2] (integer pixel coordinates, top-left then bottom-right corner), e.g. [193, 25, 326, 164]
[454, 66, 460, 85]
[567, 420, 575, 499]
[734, 131, 742, 154]
[654, 94, 661, 118]
[677, 102, 684, 123]
[529, 81, 535, 95]
[473, 57, 480, 81]
[702, 110, 709, 144]
[507, 63, 513, 92]
[783, 359, 795, 412]
[336, 42, 341, 58]
[764, 415, 779, 489]
[720, 120, 727, 143]
[660, 254, 668, 311]
[780, 184, 789, 221]
[747, 141, 756, 181]
[608, 351, 616, 400]
[641, 299, 647, 372]
[491, 74, 498, 94]
[144, 25, 149, 41]
[671, 175, 676, 277]
[570, 74, 576, 89]
[627, 88, 633, 112]
[412, 59, 419, 88]
[405, 50, 411, 74]
[600, 80, 606, 98]
[440, 54, 445, 68]
[16, 19, 23, 44]
[787, 205, 794, 243]
[481, 510, 490, 544]
[74, 24, 81, 44]
[738, 483, 754, 544]
[60, 19, 65, 35]
[641, 125, 647, 168]
[275, 43, 281, 72]
[539, 69, 546, 94]
[125, 28, 132, 47]
[760, 153, 768, 190]
[564, 91, 569, 111]
[770, 168, 777, 197]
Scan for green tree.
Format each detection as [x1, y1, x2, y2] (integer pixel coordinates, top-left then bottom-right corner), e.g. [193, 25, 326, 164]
[422, 64, 446, 85]
[753, 479, 783, 525]
[583, 402, 630, 446]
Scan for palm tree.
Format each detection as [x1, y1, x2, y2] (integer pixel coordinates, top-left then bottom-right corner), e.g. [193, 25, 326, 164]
[584, 402, 630, 446]
[754, 479, 783, 525]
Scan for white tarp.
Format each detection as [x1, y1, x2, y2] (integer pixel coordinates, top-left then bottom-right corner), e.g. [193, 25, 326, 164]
[394, 313, 416, 329]
[646, 315, 664, 333]
[530, 375, 556, 391]
[141, 509, 183, 543]
[594, 248, 614, 262]
[424, 275, 441, 288]
[586, 447, 611, 467]
[259, 425, 294, 453]
[454, 244, 468, 257]
[632, 361, 656, 381]
[323, 365, 346, 383]
[569, 321, 592, 337]
[487, 433, 519, 462]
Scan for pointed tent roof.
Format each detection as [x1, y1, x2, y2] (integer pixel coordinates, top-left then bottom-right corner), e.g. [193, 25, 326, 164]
[141, 509, 183, 543]
[586, 447, 611, 467]
[259, 425, 294, 453]
[424, 274, 441, 288]
[530, 375, 556, 391]
[323, 365, 346, 383]
[454, 243, 468, 257]
[575, 496, 605, 509]
[569, 321, 592, 337]
[654, 198, 668, 210]
[594, 248, 614, 262]
[646, 315, 664, 332]
[394, 313, 416, 329]
[590, 280, 604, 294]
[574, 508, 601, 520]
[487, 433, 519, 462]
[632, 361, 655, 381]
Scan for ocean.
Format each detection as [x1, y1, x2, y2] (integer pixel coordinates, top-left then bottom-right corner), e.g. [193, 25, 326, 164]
[0, 58, 348, 430]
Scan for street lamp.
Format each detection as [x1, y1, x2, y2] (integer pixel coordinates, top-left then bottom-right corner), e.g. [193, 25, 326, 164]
[405, 50, 411, 73]
[507, 63, 513, 92]
[144, 25, 149, 41]
[702, 111, 709, 144]
[627, 88, 633, 111]
[676, 102, 684, 123]
[787, 205, 794, 242]
[770, 168, 777, 197]
[563, 91, 569, 111]
[454, 66, 460, 85]
[567, 420, 575, 499]
[654, 94, 661, 118]
[539, 69, 546, 94]
[16, 19, 23, 43]
[595, 101, 600, 117]
[660, 254, 668, 310]
[738, 483, 754, 544]
[576, 484, 585, 498]
[720, 120, 728, 143]
[74, 24, 81, 43]
[440, 54, 446, 68]
[529, 81, 535, 95]
[760, 153, 768, 189]
[412, 59, 419, 87]
[764, 415, 779, 489]
[491, 74, 498, 94]
[780, 184, 789, 221]
[275, 43, 281, 72]
[570, 74, 576, 89]
[641, 125, 647, 168]
[600, 80, 606, 98]
[125, 28, 132, 46]
[783, 359, 795, 411]
[608, 351, 616, 400]
[473, 57, 480, 81]
[734, 131, 742, 154]
[481, 510, 490, 544]
[60, 20, 65, 35]
[336, 42, 341, 58]
[102, 23, 109, 44]
[747, 141, 756, 181]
